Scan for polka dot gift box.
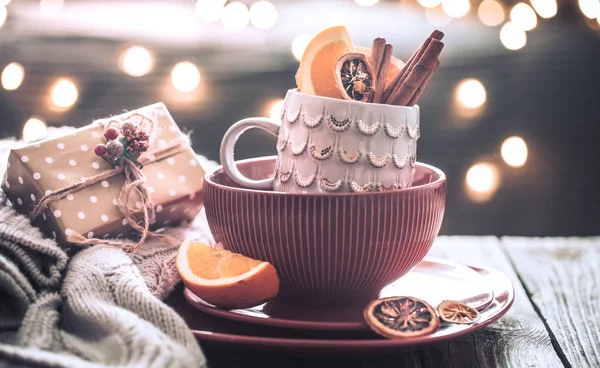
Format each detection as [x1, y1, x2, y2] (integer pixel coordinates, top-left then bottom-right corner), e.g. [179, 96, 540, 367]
[1, 102, 206, 246]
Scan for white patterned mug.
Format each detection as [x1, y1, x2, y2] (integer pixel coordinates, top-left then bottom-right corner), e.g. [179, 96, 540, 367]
[220, 89, 420, 193]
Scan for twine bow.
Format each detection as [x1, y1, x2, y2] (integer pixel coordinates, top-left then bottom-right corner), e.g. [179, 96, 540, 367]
[31, 113, 187, 252]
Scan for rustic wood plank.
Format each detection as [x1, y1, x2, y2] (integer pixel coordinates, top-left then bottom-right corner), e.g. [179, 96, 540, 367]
[401, 236, 564, 368]
[199, 236, 565, 368]
[502, 236, 600, 368]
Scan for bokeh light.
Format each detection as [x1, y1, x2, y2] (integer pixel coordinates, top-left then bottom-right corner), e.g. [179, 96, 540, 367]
[425, 6, 452, 26]
[22, 118, 47, 143]
[51, 79, 78, 109]
[39, 0, 64, 17]
[196, 0, 227, 23]
[501, 136, 528, 167]
[249, 1, 278, 30]
[222, 2, 250, 31]
[466, 164, 495, 192]
[120, 46, 153, 77]
[171, 62, 201, 93]
[478, 0, 505, 26]
[0, 6, 7, 29]
[442, 0, 471, 18]
[268, 99, 284, 122]
[291, 34, 312, 62]
[355, 0, 380, 6]
[578, 0, 600, 19]
[465, 162, 500, 202]
[530, 0, 558, 19]
[418, 0, 443, 8]
[1, 62, 25, 91]
[456, 79, 486, 109]
[500, 22, 527, 50]
[0, 0, 10, 6]
[510, 3, 538, 31]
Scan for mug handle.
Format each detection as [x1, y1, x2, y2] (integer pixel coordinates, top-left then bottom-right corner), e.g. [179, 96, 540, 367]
[220, 117, 280, 190]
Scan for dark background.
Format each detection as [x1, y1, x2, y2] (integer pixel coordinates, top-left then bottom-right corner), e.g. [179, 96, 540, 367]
[1, 0, 599, 236]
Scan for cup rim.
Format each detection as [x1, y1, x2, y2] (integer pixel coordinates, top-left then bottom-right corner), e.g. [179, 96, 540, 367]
[285, 88, 420, 110]
[204, 155, 446, 197]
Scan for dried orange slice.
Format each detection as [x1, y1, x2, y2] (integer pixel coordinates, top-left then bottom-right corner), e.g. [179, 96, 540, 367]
[364, 296, 440, 338]
[438, 300, 481, 324]
[335, 53, 376, 102]
[176, 239, 279, 309]
[355, 46, 404, 91]
[295, 26, 355, 99]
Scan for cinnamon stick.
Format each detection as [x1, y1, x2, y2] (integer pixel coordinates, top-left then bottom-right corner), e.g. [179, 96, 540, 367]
[370, 38, 386, 73]
[368, 38, 387, 103]
[372, 44, 393, 103]
[387, 39, 444, 106]
[407, 59, 439, 106]
[382, 30, 444, 104]
[381, 33, 434, 103]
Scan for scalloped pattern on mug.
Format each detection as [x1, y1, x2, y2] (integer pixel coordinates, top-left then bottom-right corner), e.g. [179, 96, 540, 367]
[407, 124, 420, 140]
[280, 107, 286, 121]
[374, 183, 400, 192]
[392, 154, 411, 169]
[302, 113, 323, 128]
[349, 180, 373, 193]
[290, 141, 308, 156]
[366, 152, 390, 168]
[310, 144, 333, 160]
[356, 120, 381, 136]
[410, 155, 417, 168]
[276, 139, 288, 153]
[295, 172, 316, 188]
[327, 116, 352, 133]
[338, 149, 361, 164]
[383, 123, 405, 139]
[286, 109, 301, 124]
[279, 169, 292, 183]
[319, 177, 343, 192]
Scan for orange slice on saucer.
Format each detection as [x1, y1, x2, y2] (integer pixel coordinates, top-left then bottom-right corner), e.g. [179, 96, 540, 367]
[437, 300, 481, 324]
[364, 296, 440, 339]
[176, 239, 280, 309]
[355, 46, 405, 91]
[295, 26, 355, 99]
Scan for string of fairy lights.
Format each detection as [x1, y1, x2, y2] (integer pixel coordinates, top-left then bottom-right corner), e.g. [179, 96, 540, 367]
[0, 0, 597, 202]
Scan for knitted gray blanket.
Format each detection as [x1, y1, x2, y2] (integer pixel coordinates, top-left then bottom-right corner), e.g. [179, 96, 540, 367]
[0, 134, 216, 368]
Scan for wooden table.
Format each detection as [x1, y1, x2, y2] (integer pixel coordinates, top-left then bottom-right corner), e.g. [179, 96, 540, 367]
[199, 236, 600, 368]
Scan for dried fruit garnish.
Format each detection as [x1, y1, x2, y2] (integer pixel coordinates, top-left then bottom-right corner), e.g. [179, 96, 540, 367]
[437, 300, 481, 324]
[335, 53, 375, 102]
[364, 296, 440, 339]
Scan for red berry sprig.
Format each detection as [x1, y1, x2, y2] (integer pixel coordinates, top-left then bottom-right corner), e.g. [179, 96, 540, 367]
[94, 120, 150, 165]
[104, 127, 119, 140]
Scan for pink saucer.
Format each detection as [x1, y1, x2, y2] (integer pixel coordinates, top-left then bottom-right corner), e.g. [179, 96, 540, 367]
[183, 257, 495, 331]
[167, 262, 513, 354]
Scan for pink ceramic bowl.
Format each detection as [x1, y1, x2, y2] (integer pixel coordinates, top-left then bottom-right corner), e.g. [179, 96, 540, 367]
[203, 156, 446, 307]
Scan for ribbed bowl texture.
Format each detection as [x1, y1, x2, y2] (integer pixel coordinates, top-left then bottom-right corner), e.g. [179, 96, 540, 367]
[203, 156, 446, 307]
